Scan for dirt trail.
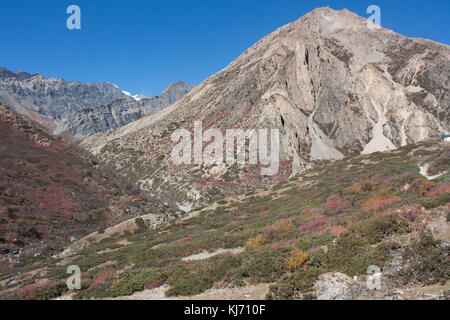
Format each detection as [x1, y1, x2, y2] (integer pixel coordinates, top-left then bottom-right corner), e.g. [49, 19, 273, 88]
[113, 283, 270, 300]
[181, 247, 244, 262]
[418, 163, 447, 180]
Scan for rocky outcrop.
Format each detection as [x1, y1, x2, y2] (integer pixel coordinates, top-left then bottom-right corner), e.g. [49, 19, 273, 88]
[81, 7, 450, 207]
[0, 68, 194, 138]
[313, 272, 366, 300]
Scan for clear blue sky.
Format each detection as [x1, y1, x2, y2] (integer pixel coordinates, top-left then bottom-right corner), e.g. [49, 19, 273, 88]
[0, 0, 448, 96]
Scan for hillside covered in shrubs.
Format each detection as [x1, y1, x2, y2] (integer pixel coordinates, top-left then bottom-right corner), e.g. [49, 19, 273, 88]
[0, 104, 178, 274]
[0, 139, 448, 299]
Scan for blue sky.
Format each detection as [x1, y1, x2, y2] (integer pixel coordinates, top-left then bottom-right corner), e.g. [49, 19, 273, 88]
[0, 0, 448, 96]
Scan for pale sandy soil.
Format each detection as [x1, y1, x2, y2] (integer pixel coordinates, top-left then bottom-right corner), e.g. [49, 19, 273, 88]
[112, 283, 270, 300]
[181, 247, 244, 262]
[308, 111, 344, 160]
[362, 100, 396, 155]
[418, 163, 447, 180]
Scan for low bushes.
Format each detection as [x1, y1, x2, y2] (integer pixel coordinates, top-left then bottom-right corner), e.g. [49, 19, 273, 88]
[427, 183, 450, 199]
[166, 255, 242, 296]
[240, 247, 290, 283]
[266, 268, 321, 300]
[351, 214, 408, 245]
[298, 218, 328, 231]
[286, 249, 311, 271]
[344, 183, 362, 195]
[278, 219, 294, 233]
[325, 233, 389, 276]
[75, 267, 167, 299]
[362, 187, 402, 213]
[395, 234, 449, 286]
[419, 181, 435, 196]
[426, 147, 450, 176]
[421, 192, 450, 209]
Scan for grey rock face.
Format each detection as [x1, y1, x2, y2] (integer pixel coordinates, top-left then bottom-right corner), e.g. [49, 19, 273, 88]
[313, 272, 366, 300]
[0, 68, 125, 116]
[0, 67, 194, 138]
[57, 81, 195, 138]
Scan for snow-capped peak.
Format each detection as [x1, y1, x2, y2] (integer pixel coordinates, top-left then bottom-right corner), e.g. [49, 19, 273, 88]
[121, 89, 146, 101]
[132, 94, 146, 101]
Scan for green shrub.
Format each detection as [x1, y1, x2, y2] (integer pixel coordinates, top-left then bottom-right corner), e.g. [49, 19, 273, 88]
[240, 248, 290, 283]
[33, 283, 67, 300]
[352, 214, 408, 245]
[166, 255, 242, 297]
[421, 193, 450, 209]
[111, 267, 167, 297]
[75, 267, 167, 299]
[326, 233, 389, 276]
[267, 268, 322, 300]
[395, 234, 449, 286]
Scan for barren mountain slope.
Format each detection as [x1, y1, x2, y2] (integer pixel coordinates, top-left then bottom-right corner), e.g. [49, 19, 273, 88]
[82, 7, 449, 208]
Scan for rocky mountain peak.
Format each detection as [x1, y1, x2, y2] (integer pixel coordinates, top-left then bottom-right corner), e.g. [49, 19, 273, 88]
[81, 8, 449, 208]
[160, 81, 196, 103]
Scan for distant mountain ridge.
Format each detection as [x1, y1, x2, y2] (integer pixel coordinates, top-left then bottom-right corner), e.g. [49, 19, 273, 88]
[0, 67, 194, 138]
[54, 81, 195, 139]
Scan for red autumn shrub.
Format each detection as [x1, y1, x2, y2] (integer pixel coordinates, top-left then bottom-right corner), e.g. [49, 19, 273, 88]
[270, 243, 282, 250]
[299, 218, 328, 231]
[326, 200, 352, 210]
[145, 277, 167, 290]
[363, 196, 401, 213]
[301, 206, 325, 215]
[16, 283, 37, 299]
